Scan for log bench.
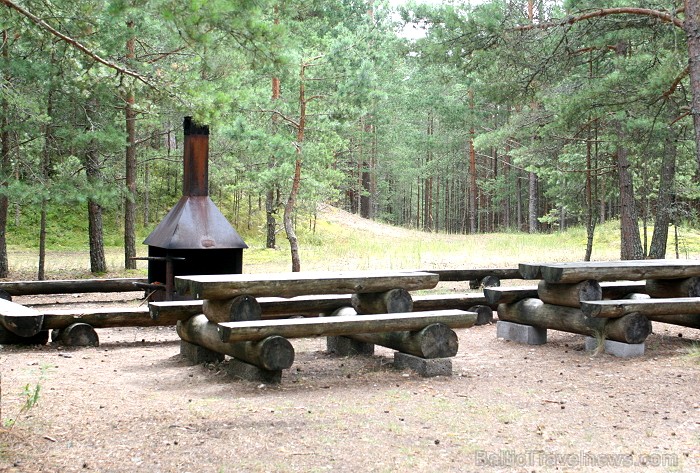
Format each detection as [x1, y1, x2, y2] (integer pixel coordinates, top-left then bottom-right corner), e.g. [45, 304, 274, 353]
[0, 278, 147, 297]
[150, 292, 492, 321]
[484, 281, 646, 306]
[216, 309, 476, 343]
[500, 259, 700, 356]
[581, 297, 700, 329]
[173, 270, 480, 380]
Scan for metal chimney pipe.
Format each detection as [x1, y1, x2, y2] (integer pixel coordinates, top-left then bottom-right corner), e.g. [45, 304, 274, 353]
[183, 116, 209, 197]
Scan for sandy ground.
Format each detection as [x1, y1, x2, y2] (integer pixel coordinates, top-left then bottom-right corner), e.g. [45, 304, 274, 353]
[0, 291, 699, 473]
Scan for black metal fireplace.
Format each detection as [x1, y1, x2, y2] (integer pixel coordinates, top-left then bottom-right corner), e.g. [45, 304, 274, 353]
[143, 117, 247, 300]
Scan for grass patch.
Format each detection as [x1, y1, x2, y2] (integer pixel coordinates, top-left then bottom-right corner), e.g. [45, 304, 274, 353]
[686, 343, 700, 362]
[4, 204, 700, 279]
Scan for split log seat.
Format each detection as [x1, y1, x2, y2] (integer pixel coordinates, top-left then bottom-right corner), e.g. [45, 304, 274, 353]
[150, 292, 492, 322]
[216, 309, 477, 343]
[581, 297, 700, 329]
[0, 277, 147, 297]
[484, 281, 647, 306]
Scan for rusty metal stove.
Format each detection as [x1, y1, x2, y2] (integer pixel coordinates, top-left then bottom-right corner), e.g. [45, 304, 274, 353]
[142, 117, 247, 300]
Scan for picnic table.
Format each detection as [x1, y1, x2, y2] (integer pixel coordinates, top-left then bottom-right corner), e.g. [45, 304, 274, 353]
[174, 270, 441, 300]
[173, 270, 477, 379]
[519, 259, 700, 283]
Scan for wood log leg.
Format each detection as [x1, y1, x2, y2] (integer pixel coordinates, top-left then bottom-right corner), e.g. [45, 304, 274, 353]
[604, 313, 651, 345]
[537, 279, 602, 308]
[225, 358, 282, 384]
[351, 289, 413, 314]
[180, 339, 225, 365]
[0, 326, 48, 345]
[350, 323, 459, 358]
[480, 275, 500, 288]
[646, 313, 700, 329]
[327, 335, 375, 356]
[326, 307, 374, 356]
[394, 352, 452, 377]
[645, 277, 700, 298]
[468, 305, 494, 325]
[177, 314, 294, 370]
[497, 299, 651, 343]
[55, 323, 99, 347]
[203, 295, 261, 323]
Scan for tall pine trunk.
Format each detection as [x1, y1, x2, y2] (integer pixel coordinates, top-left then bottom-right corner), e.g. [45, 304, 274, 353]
[0, 30, 10, 278]
[648, 99, 679, 258]
[527, 172, 538, 233]
[38, 87, 54, 280]
[616, 130, 644, 260]
[684, 0, 700, 174]
[85, 97, 107, 273]
[284, 59, 313, 272]
[124, 19, 137, 270]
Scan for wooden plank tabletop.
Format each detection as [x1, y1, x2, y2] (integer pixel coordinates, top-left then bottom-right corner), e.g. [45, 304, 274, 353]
[175, 270, 440, 300]
[519, 260, 700, 283]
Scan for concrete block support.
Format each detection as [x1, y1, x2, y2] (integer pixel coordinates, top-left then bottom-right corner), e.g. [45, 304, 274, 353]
[393, 352, 452, 377]
[180, 340, 225, 365]
[585, 337, 645, 358]
[225, 357, 282, 384]
[496, 320, 547, 345]
[326, 335, 375, 356]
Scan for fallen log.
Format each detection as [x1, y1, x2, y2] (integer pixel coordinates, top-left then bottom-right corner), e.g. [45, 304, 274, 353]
[177, 314, 294, 371]
[0, 278, 147, 296]
[218, 309, 477, 343]
[582, 297, 700, 318]
[497, 298, 651, 344]
[0, 299, 44, 337]
[537, 280, 602, 308]
[351, 289, 413, 314]
[645, 278, 700, 298]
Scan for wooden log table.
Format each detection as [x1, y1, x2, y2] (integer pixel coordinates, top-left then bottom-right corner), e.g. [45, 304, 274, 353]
[519, 259, 700, 284]
[175, 270, 440, 300]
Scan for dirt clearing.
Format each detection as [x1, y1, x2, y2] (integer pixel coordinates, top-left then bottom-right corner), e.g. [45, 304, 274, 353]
[1, 291, 699, 472]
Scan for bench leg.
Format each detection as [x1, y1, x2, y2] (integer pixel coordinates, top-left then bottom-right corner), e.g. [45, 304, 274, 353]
[180, 340, 225, 365]
[326, 335, 374, 356]
[394, 352, 452, 377]
[225, 358, 282, 384]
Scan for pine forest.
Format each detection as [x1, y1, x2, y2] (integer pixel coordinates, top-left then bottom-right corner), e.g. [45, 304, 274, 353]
[1, 0, 699, 274]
